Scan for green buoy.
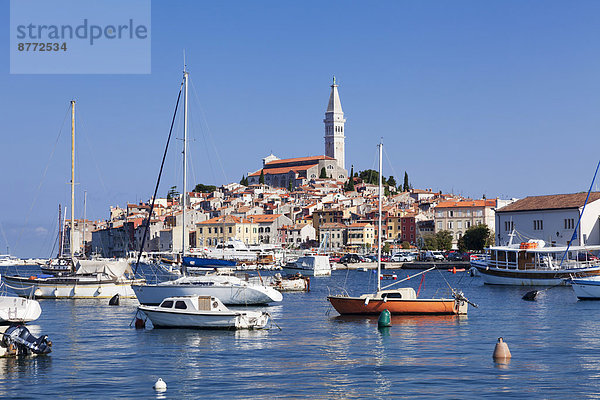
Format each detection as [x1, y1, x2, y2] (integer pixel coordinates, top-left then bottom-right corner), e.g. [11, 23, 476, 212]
[378, 309, 391, 328]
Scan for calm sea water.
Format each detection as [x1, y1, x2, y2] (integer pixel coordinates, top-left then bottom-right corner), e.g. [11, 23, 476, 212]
[2, 265, 600, 399]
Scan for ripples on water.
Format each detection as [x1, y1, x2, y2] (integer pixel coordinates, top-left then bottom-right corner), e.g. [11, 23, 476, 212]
[2, 266, 600, 398]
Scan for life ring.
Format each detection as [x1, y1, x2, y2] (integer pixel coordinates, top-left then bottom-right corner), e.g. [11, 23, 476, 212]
[241, 263, 246, 268]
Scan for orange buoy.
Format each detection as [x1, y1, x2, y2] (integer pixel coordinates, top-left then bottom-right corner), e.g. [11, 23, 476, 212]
[493, 337, 512, 360]
[452, 266, 457, 274]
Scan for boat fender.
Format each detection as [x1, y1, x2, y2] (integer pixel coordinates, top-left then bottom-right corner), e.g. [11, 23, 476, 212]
[135, 317, 146, 329]
[34, 289, 42, 297]
[364, 297, 370, 305]
[154, 378, 167, 391]
[241, 263, 246, 268]
[109, 294, 120, 306]
[29, 276, 36, 280]
[96, 287, 103, 295]
[53, 288, 59, 297]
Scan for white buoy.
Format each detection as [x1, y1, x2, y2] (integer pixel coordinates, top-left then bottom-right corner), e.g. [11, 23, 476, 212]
[154, 378, 167, 391]
[493, 337, 512, 360]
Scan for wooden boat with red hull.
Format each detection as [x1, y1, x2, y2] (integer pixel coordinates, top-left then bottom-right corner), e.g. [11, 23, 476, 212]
[328, 287, 468, 315]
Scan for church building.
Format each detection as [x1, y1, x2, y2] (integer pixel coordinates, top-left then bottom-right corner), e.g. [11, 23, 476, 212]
[247, 78, 348, 188]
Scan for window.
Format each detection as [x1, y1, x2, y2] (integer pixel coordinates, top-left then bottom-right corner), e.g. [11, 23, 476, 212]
[533, 220, 543, 230]
[466, 210, 471, 216]
[564, 218, 575, 230]
[175, 301, 187, 310]
[437, 222, 443, 230]
[449, 211, 454, 217]
[160, 300, 174, 308]
[458, 210, 463, 217]
[208, 227, 212, 234]
[436, 211, 444, 218]
[410, 226, 414, 231]
[448, 221, 454, 229]
[198, 227, 203, 234]
[219, 227, 223, 233]
[327, 165, 333, 170]
[457, 221, 462, 229]
[466, 221, 471, 229]
[504, 221, 513, 231]
[228, 227, 232, 234]
[265, 227, 271, 233]
[476, 210, 483, 217]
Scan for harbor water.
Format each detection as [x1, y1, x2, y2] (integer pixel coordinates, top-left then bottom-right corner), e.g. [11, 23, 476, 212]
[2, 265, 600, 399]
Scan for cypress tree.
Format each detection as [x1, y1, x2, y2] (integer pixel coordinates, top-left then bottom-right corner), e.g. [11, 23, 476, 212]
[259, 169, 265, 184]
[403, 172, 410, 192]
[319, 167, 327, 179]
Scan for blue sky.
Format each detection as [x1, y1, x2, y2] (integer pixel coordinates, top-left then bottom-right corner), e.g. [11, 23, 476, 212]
[2, 1, 600, 257]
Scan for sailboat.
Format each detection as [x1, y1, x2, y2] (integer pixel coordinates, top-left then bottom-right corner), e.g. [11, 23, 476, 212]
[131, 68, 282, 306]
[3, 101, 145, 299]
[0, 276, 41, 323]
[327, 142, 470, 315]
[40, 204, 74, 275]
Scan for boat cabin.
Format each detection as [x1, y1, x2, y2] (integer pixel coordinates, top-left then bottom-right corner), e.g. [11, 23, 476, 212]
[485, 242, 600, 271]
[158, 296, 227, 312]
[359, 287, 417, 300]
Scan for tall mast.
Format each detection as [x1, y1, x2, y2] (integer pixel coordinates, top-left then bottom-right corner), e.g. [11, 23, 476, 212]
[83, 190, 87, 257]
[70, 100, 75, 260]
[58, 204, 62, 258]
[182, 68, 189, 260]
[377, 141, 382, 292]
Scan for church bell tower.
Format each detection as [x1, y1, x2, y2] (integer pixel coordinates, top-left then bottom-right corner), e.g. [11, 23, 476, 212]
[324, 76, 346, 170]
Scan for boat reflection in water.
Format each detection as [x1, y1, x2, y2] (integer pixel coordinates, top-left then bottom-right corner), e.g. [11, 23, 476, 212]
[331, 313, 466, 327]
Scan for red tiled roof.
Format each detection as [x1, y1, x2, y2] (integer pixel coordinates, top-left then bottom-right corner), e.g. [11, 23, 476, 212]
[248, 164, 317, 177]
[497, 192, 600, 213]
[248, 214, 282, 222]
[265, 155, 334, 166]
[435, 200, 497, 209]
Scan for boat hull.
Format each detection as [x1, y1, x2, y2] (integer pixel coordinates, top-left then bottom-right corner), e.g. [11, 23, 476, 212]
[327, 296, 463, 315]
[138, 307, 268, 329]
[571, 277, 600, 299]
[0, 296, 42, 323]
[132, 283, 282, 306]
[281, 266, 330, 277]
[2, 276, 143, 299]
[471, 263, 600, 286]
[182, 256, 237, 268]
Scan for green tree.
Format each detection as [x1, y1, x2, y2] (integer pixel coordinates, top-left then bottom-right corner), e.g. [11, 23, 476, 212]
[288, 180, 293, 192]
[401, 241, 411, 249]
[240, 175, 248, 186]
[319, 167, 327, 179]
[403, 172, 410, 192]
[359, 169, 379, 185]
[461, 224, 494, 251]
[422, 234, 437, 250]
[193, 184, 217, 193]
[435, 230, 453, 251]
[259, 169, 265, 184]
[382, 242, 391, 254]
[166, 186, 179, 200]
[387, 175, 397, 189]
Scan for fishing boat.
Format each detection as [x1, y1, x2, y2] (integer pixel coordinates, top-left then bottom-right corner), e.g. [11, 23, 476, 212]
[0, 277, 42, 324]
[138, 295, 269, 329]
[327, 142, 470, 315]
[282, 255, 331, 277]
[132, 67, 282, 306]
[2, 101, 144, 299]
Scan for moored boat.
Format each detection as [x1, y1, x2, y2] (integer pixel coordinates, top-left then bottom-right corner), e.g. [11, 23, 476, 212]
[570, 276, 600, 299]
[470, 242, 600, 286]
[327, 142, 471, 316]
[138, 295, 269, 329]
[283, 255, 331, 276]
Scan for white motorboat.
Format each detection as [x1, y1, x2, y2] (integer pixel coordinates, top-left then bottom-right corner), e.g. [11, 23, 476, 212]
[0, 277, 42, 323]
[0, 255, 22, 267]
[3, 260, 144, 299]
[138, 295, 269, 329]
[132, 273, 282, 305]
[570, 276, 600, 299]
[283, 255, 331, 276]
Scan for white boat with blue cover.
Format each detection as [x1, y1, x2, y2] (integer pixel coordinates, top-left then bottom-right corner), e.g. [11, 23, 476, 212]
[283, 255, 331, 276]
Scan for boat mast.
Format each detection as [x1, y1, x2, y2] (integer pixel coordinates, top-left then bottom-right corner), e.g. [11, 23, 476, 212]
[377, 141, 382, 292]
[70, 100, 75, 261]
[58, 204, 62, 258]
[182, 67, 189, 267]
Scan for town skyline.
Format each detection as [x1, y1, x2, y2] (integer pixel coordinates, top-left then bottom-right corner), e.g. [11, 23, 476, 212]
[3, 1, 600, 257]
